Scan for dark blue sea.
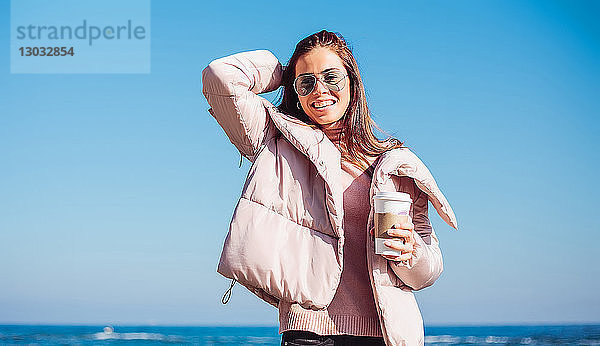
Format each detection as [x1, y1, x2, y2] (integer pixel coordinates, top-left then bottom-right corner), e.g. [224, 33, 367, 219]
[0, 324, 598, 345]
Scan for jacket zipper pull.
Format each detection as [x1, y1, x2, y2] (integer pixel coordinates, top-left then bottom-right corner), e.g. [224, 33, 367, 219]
[221, 279, 236, 304]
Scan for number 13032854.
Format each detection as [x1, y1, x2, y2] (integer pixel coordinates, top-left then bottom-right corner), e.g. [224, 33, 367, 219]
[18, 46, 74, 56]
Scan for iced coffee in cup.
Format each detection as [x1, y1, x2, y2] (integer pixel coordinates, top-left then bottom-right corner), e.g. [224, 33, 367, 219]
[374, 191, 412, 259]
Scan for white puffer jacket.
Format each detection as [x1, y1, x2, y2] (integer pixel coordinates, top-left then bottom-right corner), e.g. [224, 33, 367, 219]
[202, 49, 458, 346]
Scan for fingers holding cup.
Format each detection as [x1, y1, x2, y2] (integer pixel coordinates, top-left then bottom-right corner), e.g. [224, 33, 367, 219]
[387, 227, 415, 246]
[383, 238, 414, 254]
[382, 251, 412, 262]
[373, 191, 414, 259]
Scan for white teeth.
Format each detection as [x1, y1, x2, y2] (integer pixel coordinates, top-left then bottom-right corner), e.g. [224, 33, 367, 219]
[313, 100, 335, 109]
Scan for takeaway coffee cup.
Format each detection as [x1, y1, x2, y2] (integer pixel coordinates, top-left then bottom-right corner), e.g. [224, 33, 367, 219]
[374, 191, 412, 258]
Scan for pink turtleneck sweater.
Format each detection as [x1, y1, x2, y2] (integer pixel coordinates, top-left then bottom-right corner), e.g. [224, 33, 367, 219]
[278, 129, 383, 336]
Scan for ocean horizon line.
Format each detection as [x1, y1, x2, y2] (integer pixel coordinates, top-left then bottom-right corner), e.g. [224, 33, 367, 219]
[1, 322, 599, 327]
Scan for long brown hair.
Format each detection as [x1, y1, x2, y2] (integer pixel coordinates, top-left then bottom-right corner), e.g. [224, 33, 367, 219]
[276, 30, 405, 172]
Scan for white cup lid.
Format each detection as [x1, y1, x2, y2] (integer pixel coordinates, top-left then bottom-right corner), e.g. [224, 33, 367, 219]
[374, 191, 412, 202]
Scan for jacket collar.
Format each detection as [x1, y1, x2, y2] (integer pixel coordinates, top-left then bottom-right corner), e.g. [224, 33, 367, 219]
[375, 149, 459, 230]
[266, 106, 344, 237]
[266, 106, 458, 233]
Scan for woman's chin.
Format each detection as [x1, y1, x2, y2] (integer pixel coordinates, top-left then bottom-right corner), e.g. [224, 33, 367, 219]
[309, 112, 343, 126]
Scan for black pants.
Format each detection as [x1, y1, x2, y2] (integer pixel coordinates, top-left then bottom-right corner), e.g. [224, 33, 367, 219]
[281, 330, 385, 346]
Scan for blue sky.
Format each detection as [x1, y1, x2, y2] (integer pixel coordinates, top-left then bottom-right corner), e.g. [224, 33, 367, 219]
[1, 0, 598, 326]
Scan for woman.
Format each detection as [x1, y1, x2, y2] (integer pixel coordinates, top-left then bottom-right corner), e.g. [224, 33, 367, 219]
[202, 30, 458, 346]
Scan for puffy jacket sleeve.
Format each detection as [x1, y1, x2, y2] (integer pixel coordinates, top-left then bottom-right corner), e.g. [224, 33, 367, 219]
[389, 176, 444, 291]
[201, 50, 283, 162]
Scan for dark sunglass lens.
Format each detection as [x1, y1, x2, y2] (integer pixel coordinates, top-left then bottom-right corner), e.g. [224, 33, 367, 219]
[324, 71, 344, 84]
[296, 75, 315, 96]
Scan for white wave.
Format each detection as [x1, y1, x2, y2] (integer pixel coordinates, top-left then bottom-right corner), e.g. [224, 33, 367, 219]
[485, 335, 510, 343]
[92, 327, 183, 342]
[465, 336, 484, 343]
[426, 334, 530, 344]
[93, 332, 166, 340]
[425, 334, 462, 343]
[244, 336, 281, 344]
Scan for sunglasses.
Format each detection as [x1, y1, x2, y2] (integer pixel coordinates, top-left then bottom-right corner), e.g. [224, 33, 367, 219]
[293, 69, 348, 97]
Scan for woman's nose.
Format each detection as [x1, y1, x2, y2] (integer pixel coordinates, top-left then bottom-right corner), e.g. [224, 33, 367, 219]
[312, 79, 330, 94]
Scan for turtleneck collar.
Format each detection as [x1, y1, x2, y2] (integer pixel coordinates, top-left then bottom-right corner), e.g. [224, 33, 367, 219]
[320, 120, 344, 145]
[319, 120, 378, 173]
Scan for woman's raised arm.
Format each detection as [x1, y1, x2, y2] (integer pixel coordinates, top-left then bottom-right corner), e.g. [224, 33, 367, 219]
[202, 50, 283, 162]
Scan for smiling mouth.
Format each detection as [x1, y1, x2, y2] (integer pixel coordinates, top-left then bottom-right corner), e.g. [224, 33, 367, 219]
[311, 99, 337, 110]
